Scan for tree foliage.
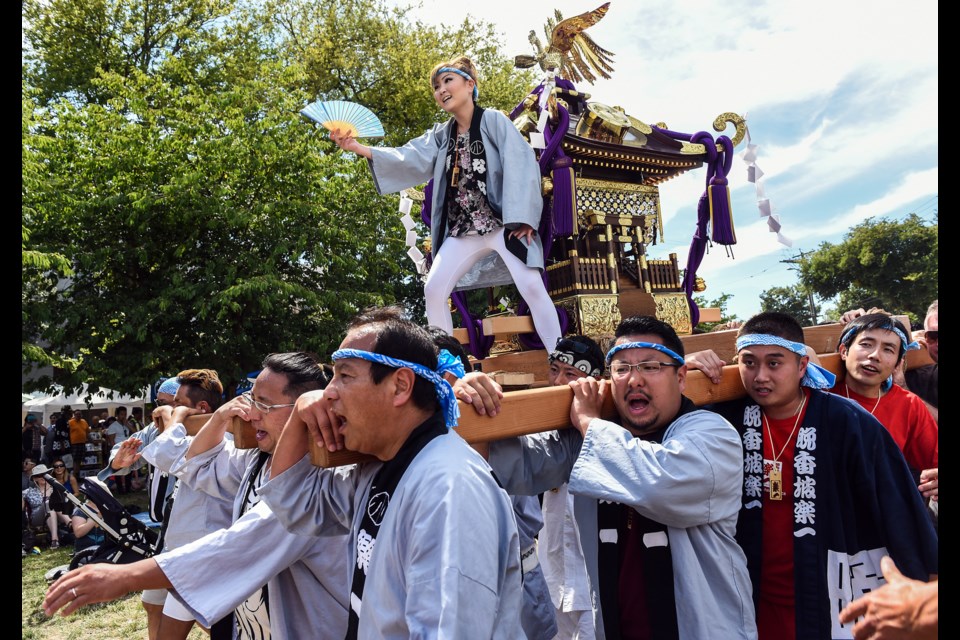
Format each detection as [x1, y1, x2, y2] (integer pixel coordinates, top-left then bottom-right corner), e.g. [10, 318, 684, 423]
[22, 0, 532, 395]
[759, 284, 820, 327]
[800, 214, 938, 322]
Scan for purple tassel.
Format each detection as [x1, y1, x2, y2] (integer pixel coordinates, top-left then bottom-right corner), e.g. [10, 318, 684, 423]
[708, 136, 735, 245]
[708, 175, 736, 245]
[421, 180, 433, 227]
[681, 193, 711, 327]
[550, 156, 576, 238]
[452, 291, 493, 359]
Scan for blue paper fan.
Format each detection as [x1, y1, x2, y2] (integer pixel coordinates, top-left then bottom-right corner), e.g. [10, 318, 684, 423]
[300, 100, 385, 139]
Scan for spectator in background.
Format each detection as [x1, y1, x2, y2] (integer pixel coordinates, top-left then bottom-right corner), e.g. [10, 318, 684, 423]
[72, 480, 110, 552]
[22, 457, 37, 491]
[68, 409, 90, 478]
[42, 413, 59, 465]
[128, 407, 145, 433]
[50, 408, 73, 470]
[904, 300, 937, 418]
[111, 407, 129, 442]
[23, 413, 47, 463]
[22, 464, 71, 549]
[104, 413, 131, 494]
[51, 458, 80, 495]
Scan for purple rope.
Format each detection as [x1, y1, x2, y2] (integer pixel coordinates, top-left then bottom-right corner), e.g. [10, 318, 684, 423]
[654, 127, 737, 326]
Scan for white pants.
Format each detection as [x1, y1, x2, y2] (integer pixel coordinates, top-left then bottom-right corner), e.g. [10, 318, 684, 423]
[162, 591, 196, 621]
[424, 232, 562, 350]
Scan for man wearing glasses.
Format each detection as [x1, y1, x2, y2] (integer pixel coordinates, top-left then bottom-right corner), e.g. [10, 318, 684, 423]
[152, 352, 348, 640]
[487, 315, 756, 639]
[44, 355, 351, 640]
[141, 368, 233, 640]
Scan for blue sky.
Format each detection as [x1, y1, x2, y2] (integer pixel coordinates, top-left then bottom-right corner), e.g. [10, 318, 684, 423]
[397, 0, 938, 321]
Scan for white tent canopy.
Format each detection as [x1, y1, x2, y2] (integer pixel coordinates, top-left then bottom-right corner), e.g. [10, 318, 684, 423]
[22, 384, 147, 426]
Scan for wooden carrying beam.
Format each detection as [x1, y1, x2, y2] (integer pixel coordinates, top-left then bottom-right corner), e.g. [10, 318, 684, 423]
[155, 414, 259, 449]
[310, 353, 861, 468]
[156, 348, 932, 465]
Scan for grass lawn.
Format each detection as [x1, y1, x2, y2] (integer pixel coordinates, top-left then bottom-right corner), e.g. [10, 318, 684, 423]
[22, 484, 206, 640]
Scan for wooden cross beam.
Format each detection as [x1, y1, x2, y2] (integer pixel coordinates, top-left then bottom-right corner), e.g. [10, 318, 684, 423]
[159, 347, 932, 469]
[155, 414, 259, 448]
[309, 349, 932, 467]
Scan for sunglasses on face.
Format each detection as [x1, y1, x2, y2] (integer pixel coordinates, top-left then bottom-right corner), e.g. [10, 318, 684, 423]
[924, 330, 938, 343]
[53, 464, 66, 469]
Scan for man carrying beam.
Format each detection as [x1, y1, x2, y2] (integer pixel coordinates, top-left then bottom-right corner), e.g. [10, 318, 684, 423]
[710, 311, 938, 640]
[45, 356, 352, 640]
[485, 315, 757, 640]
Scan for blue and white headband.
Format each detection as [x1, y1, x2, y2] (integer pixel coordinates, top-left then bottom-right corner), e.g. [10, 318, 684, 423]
[331, 348, 460, 427]
[837, 324, 918, 391]
[436, 66, 479, 101]
[838, 324, 919, 354]
[436, 349, 466, 380]
[158, 377, 181, 396]
[735, 334, 837, 389]
[605, 341, 685, 366]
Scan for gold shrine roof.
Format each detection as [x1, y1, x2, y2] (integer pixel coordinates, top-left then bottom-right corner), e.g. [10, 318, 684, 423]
[560, 106, 746, 186]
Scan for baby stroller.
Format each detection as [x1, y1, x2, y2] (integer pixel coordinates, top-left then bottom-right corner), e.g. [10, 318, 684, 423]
[44, 473, 160, 571]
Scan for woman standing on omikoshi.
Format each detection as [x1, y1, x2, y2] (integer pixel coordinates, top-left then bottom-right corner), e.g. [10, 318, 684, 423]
[331, 56, 562, 352]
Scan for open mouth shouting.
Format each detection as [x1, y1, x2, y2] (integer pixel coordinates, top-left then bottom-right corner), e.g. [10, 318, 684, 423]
[624, 391, 651, 417]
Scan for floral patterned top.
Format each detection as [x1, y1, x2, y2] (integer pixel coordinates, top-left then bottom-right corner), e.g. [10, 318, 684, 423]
[445, 131, 502, 237]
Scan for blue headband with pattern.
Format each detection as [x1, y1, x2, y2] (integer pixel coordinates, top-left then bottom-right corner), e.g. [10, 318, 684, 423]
[331, 348, 460, 427]
[735, 334, 837, 389]
[436, 349, 466, 380]
[838, 324, 919, 354]
[437, 67, 479, 101]
[605, 341, 685, 366]
[158, 377, 181, 396]
[837, 324, 918, 391]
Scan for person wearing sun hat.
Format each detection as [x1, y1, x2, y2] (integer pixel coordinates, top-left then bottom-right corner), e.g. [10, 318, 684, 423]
[23, 463, 71, 549]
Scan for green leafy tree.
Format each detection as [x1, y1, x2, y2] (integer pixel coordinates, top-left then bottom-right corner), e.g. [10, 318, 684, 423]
[23, 0, 236, 106]
[269, 0, 533, 145]
[759, 284, 820, 327]
[22, 0, 533, 395]
[23, 84, 76, 371]
[800, 214, 938, 322]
